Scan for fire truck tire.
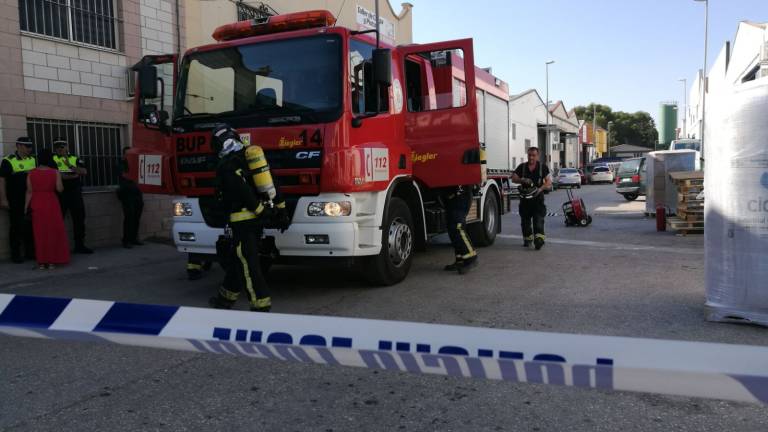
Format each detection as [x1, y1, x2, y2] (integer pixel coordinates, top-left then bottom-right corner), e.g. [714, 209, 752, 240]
[363, 198, 414, 286]
[468, 191, 499, 247]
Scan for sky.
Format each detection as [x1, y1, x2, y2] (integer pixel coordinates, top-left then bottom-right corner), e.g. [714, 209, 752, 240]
[405, 0, 768, 124]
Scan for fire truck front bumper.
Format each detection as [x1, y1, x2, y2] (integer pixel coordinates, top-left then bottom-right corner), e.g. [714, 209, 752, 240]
[266, 222, 380, 257]
[173, 220, 224, 256]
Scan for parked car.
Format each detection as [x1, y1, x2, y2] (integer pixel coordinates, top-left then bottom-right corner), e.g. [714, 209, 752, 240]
[615, 157, 646, 201]
[589, 166, 614, 184]
[556, 168, 581, 189]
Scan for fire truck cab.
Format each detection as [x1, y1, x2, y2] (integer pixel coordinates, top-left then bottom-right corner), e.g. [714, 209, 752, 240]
[127, 10, 512, 285]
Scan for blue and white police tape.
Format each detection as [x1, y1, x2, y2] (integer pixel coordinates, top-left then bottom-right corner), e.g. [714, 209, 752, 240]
[1, 293, 767, 404]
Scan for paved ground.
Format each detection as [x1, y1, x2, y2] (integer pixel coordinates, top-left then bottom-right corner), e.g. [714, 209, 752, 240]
[1, 184, 767, 431]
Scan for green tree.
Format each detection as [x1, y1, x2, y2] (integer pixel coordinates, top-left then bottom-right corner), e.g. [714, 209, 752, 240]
[573, 104, 658, 148]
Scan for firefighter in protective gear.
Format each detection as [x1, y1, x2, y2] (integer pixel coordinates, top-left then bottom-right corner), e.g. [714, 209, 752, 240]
[512, 147, 552, 250]
[442, 185, 478, 274]
[207, 124, 289, 312]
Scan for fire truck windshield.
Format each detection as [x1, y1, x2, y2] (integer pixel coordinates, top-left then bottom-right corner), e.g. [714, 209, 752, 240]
[174, 34, 342, 125]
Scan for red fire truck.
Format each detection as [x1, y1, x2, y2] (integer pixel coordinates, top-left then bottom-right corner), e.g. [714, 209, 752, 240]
[127, 10, 514, 285]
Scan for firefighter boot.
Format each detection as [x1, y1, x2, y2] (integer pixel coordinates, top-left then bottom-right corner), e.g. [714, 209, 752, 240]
[534, 236, 545, 250]
[208, 296, 234, 310]
[250, 297, 272, 313]
[457, 256, 478, 275]
[443, 258, 463, 271]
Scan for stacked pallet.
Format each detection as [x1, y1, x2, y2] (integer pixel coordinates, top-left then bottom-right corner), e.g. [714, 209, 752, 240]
[667, 171, 704, 235]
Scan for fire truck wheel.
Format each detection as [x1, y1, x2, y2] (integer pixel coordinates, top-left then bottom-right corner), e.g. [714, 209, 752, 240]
[468, 191, 499, 247]
[363, 198, 414, 286]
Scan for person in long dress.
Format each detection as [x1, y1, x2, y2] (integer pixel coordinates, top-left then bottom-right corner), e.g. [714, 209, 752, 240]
[25, 148, 70, 269]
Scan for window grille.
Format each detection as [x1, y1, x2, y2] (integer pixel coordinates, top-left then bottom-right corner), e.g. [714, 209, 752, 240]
[19, 0, 119, 50]
[236, 1, 275, 22]
[27, 118, 123, 188]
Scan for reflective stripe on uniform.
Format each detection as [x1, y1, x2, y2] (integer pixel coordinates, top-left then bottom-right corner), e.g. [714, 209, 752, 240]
[218, 286, 239, 301]
[274, 201, 286, 209]
[229, 204, 264, 222]
[525, 235, 534, 241]
[254, 297, 272, 309]
[535, 234, 546, 240]
[3, 155, 36, 174]
[457, 223, 476, 258]
[186, 263, 202, 271]
[235, 242, 257, 306]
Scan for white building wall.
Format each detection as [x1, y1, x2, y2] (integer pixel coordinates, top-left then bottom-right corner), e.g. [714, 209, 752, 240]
[509, 90, 545, 169]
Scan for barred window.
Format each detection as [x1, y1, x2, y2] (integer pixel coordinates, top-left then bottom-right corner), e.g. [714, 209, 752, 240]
[27, 118, 123, 188]
[19, 0, 118, 50]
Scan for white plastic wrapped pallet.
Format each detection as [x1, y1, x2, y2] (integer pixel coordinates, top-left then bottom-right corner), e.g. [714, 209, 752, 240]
[705, 80, 768, 326]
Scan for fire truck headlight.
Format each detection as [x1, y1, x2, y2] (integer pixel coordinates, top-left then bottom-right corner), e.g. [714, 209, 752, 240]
[308, 201, 351, 217]
[173, 202, 194, 217]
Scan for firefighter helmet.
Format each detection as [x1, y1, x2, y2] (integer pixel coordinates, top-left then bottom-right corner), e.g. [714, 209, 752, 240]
[518, 178, 540, 199]
[211, 124, 243, 156]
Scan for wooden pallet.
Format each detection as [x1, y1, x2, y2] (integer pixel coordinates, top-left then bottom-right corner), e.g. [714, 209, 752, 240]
[678, 192, 703, 202]
[673, 179, 704, 187]
[677, 185, 704, 194]
[676, 209, 704, 222]
[667, 216, 704, 235]
[677, 203, 704, 212]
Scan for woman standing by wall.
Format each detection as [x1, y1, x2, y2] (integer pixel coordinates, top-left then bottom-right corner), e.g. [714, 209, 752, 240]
[25, 148, 70, 269]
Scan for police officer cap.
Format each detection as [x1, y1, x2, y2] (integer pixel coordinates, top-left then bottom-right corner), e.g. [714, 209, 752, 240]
[53, 137, 68, 147]
[210, 123, 238, 154]
[16, 137, 33, 147]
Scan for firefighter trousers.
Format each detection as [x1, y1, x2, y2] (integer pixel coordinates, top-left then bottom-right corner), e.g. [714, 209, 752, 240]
[59, 187, 86, 247]
[218, 223, 271, 311]
[446, 191, 476, 261]
[519, 198, 546, 242]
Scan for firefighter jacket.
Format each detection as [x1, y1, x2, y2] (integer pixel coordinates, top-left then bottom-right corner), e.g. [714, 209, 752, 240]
[216, 145, 285, 224]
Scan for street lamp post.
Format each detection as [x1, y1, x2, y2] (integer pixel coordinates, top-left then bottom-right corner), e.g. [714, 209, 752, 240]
[679, 78, 687, 138]
[545, 60, 554, 166]
[694, 0, 708, 167]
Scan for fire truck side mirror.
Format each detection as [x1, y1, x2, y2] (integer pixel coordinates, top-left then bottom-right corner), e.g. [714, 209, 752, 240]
[372, 48, 392, 87]
[138, 65, 158, 99]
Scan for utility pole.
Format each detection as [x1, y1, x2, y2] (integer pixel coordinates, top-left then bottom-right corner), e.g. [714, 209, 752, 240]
[679, 78, 687, 138]
[545, 60, 554, 166]
[694, 0, 708, 168]
[592, 104, 597, 157]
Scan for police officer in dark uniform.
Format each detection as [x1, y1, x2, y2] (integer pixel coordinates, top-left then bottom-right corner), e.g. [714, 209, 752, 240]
[512, 147, 552, 250]
[207, 124, 289, 312]
[53, 138, 93, 254]
[0, 137, 37, 263]
[442, 185, 478, 274]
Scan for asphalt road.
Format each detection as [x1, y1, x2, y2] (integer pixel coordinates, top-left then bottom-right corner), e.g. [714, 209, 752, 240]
[2, 184, 767, 432]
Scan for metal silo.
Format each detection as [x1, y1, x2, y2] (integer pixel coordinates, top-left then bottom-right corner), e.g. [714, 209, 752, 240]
[657, 102, 679, 149]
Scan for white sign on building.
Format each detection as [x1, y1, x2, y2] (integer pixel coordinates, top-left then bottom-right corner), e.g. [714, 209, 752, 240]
[356, 5, 395, 44]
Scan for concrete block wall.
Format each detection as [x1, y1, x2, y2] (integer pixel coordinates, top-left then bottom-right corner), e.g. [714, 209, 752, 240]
[20, 36, 128, 100]
[0, 0, 182, 261]
[0, 192, 173, 260]
[140, 0, 176, 55]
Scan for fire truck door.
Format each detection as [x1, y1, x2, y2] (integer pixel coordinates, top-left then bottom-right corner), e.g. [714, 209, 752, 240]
[401, 39, 481, 188]
[128, 54, 178, 194]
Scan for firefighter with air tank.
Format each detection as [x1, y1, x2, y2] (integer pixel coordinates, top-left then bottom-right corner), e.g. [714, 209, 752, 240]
[207, 124, 289, 312]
